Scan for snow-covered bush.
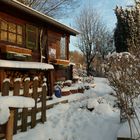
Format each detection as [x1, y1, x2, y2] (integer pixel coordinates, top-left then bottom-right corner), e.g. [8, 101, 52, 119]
[111, 3, 140, 138]
[106, 52, 140, 121]
[105, 51, 140, 140]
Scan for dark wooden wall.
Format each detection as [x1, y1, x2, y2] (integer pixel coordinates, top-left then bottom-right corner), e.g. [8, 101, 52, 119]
[0, 8, 71, 88]
[0, 11, 41, 62]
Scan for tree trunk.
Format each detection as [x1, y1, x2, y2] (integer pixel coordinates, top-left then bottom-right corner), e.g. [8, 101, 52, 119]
[86, 62, 90, 76]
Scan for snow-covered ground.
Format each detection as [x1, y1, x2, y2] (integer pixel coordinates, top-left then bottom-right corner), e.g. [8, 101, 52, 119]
[11, 77, 122, 140]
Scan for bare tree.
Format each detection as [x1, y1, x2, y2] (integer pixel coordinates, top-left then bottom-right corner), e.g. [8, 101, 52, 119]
[17, 0, 79, 18]
[69, 50, 84, 65]
[75, 6, 112, 76]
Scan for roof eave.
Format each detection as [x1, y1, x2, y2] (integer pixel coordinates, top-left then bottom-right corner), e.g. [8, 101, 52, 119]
[1, 0, 79, 36]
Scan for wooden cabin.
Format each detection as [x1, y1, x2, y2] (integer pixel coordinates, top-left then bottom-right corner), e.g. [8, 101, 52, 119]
[0, 0, 79, 94]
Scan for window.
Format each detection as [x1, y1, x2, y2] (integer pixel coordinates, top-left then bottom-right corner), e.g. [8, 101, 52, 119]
[60, 36, 66, 59]
[26, 24, 38, 50]
[0, 19, 23, 45]
[49, 48, 56, 59]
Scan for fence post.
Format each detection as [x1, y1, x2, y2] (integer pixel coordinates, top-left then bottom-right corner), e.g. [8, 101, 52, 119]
[13, 80, 20, 134]
[41, 81, 47, 123]
[47, 71, 54, 98]
[22, 78, 30, 131]
[5, 110, 14, 140]
[2, 79, 10, 96]
[31, 77, 38, 128]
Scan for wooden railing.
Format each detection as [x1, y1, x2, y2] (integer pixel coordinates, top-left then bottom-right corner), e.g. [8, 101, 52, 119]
[0, 77, 48, 138]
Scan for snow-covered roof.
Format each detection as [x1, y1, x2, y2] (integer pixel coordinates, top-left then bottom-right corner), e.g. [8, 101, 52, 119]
[0, 59, 54, 70]
[0, 0, 79, 36]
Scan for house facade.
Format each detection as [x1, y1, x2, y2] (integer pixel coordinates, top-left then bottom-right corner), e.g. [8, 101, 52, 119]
[0, 0, 79, 94]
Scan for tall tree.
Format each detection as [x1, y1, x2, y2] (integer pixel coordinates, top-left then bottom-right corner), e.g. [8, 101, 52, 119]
[114, 1, 140, 55]
[17, 0, 79, 18]
[75, 6, 112, 76]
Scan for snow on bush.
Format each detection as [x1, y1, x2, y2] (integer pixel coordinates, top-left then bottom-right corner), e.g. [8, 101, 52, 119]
[105, 51, 140, 138]
[105, 52, 140, 117]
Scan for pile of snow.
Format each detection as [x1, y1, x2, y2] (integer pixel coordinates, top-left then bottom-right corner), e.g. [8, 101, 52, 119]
[0, 96, 35, 124]
[94, 103, 114, 116]
[87, 98, 99, 109]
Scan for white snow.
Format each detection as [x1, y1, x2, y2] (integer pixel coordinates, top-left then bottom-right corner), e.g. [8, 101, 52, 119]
[42, 83, 47, 86]
[14, 78, 22, 82]
[43, 78, 47, 82]
[0, 103, 10, 125]
[91, 77, 115, 96]
[2, 77, 138, 140]
[69, 62, 75, 66]
[94, 103, 114, 116]
[0, 59, 54, 70]
[0, 96, 35, 124]
[11, 77, 121, 140]
[24, 77, 30, 81]
[34, 76, 39, 80]
[3, 78, 10, 83]
[87, 98, 99, 109]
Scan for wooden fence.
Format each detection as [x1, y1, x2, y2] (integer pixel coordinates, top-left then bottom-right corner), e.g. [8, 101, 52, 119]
[0, 76, 48, 138]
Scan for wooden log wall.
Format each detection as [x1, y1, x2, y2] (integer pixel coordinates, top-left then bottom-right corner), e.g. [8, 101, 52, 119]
[0, 76, 48, 138]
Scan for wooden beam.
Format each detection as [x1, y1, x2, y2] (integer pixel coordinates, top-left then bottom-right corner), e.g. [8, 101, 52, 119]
[0, 45, 32, 56]
[50, 59, 69, 66]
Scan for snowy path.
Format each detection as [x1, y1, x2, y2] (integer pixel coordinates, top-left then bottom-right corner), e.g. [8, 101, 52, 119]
[13, 77, 121, 140]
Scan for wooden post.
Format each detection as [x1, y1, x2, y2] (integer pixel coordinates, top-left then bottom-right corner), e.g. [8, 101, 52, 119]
[47, 71, 54, 98]
[2, 80, 10, 96]
[0, 70, 6, 91]
[70, 65, 73, 80]
[41, 84, 47, 123]
[31, 78, 38, 128]
[13, 80, 20, 134]
[22, 79, 30, 131]
[5, 110, 14, 140]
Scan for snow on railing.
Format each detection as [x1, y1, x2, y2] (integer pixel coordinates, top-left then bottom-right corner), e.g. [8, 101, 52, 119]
[0, 76, 48, 134]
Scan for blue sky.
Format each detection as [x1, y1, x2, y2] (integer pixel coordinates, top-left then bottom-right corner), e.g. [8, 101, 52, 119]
[59, 0, 134, 51]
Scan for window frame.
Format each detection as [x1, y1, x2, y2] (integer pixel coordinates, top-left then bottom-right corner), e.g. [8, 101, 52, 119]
[60, 35, 66, 60]
[26, 24, 38, 50]
[0, 19, 24, 46]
